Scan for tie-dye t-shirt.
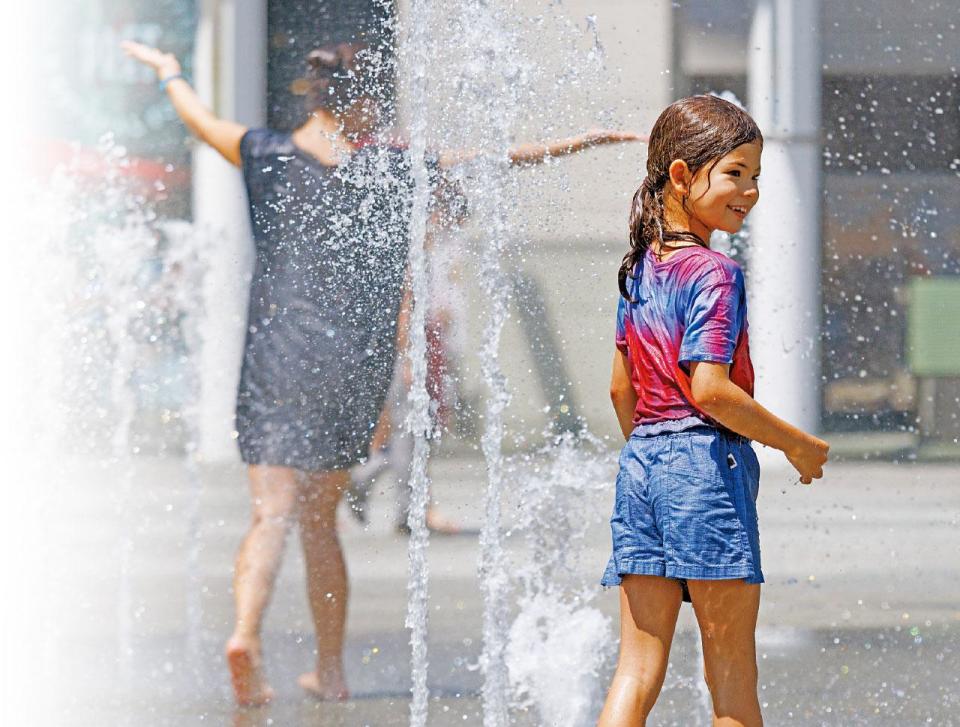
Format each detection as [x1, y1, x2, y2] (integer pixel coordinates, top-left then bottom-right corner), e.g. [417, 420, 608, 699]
[616, 245, 754, 434]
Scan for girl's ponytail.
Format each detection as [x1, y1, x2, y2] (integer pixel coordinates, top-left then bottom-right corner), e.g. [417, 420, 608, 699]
[619, 175, 665, 301]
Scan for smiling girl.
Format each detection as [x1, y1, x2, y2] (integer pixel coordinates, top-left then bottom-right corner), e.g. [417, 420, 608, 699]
[597, 96, 829, 727]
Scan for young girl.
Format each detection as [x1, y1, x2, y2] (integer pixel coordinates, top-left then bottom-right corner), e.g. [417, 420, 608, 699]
[597, 95, 829, 727]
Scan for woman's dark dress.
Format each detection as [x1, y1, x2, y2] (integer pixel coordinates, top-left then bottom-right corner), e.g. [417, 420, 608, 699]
[236, 128, 423, 471]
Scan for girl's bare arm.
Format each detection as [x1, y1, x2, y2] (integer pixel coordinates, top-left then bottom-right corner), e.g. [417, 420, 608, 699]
[121, 41, 247, 167]
[438, 129, 645, 169]
[689, 361, 829, 483]
[610, 350, 638, 440]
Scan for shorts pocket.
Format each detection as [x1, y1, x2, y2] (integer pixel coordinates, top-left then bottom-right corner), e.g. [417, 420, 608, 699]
[663, 469, 750, 570]
[741, 443, 761, 502]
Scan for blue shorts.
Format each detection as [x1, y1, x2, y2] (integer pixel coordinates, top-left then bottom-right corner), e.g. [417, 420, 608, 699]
[601, 426, 763, 593]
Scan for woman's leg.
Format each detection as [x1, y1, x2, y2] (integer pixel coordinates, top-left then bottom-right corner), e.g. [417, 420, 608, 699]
[687, 579, 762, 727]
[226, 464, 301, 705]
[597, 575, 684, 727]
[296, 469, 351, 700]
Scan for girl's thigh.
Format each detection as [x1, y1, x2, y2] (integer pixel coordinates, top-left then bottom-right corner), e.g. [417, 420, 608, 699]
[686, 579, 760, 667]
[616, 575, 684, 673]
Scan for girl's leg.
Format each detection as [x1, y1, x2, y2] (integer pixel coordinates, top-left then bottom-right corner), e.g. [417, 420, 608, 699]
[296, 469, 351, 700]
[687, 580, 762, 727]
[226, 464, 301, 705]
[597, 575, 684, 727]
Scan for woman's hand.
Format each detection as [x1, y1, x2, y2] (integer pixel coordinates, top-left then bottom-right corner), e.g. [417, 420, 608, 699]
[785, 434, 830, 485]
[119, 40, 247, 167]
[121, 41, 181, 81]
[580, 129, 647, 147]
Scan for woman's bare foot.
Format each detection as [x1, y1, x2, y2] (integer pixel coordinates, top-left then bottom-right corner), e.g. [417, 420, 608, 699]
[426, 506, 462, 535]
[396, 507, 463, 536]
[226, 635, 274, 706]
[297, 667, 350, 701]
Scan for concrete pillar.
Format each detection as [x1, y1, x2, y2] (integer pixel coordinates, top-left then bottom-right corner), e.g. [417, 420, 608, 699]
[193, 0, 266, 461]
[747, 0, 822, 436]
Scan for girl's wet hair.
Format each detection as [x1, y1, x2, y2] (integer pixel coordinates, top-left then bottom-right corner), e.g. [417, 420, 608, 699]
[619, 95, 763, 300]
[300, 41, 391, 115]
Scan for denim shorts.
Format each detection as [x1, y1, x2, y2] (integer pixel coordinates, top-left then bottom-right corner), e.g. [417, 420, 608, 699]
[601, 425, 763, 593]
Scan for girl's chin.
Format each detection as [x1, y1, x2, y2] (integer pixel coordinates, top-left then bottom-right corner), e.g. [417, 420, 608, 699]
[717, 219, 746, 234]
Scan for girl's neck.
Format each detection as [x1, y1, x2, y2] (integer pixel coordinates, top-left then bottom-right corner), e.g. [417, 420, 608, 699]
[662, 191, 713, 248]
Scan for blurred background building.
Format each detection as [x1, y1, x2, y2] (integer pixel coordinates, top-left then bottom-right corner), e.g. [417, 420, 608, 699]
[44, 0, 960, 458]
[677, 0, 960, 456]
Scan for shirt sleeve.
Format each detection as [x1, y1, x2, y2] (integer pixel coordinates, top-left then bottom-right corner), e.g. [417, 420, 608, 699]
[238, 128, 270, 168]
[678, 273, 745, 367]
[615, 296, 629, 353]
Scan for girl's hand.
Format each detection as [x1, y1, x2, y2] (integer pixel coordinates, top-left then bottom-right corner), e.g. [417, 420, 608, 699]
[121, 40, 181, 81]
[785, 435, 829, 485]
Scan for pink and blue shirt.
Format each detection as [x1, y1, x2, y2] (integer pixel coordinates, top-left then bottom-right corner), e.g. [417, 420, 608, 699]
[616, 245, 755, 434]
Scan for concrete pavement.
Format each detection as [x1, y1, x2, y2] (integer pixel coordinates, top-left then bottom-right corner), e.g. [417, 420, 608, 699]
[34, 447, 960, 726]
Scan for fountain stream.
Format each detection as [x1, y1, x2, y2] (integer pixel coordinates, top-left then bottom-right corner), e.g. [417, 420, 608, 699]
[399, 1, 439, 723]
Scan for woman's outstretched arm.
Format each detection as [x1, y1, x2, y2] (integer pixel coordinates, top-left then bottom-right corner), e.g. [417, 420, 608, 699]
[507, 129, 645, 166]
[121, 41, 247, 167]
[438, 129, 645, 169]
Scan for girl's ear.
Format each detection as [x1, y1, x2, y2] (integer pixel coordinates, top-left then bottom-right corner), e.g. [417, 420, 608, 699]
[667, 159, 691, 196]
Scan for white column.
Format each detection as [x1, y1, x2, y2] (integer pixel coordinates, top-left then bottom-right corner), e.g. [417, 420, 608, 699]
[747, 0, 821, 436]
[193, 0, 266, 461]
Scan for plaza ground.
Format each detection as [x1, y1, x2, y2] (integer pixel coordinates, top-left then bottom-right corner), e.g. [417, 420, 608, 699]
[44, 449, 960, 726]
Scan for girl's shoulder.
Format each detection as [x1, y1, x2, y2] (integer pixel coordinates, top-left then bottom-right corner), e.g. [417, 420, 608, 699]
[673, 247, 745, 291]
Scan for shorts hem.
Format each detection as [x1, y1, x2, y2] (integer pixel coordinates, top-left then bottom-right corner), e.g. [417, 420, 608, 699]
[601, 558, 763, 588]
[666, 563, 764, 584]
[239, 453, 356, 473]
[600, 559, 667, 587]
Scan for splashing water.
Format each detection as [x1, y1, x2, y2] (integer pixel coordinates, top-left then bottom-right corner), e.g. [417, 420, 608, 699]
[159, 219, 210, 674]
[30, 134, 213, 697]
[585, 14, 606, 66]
[438, 4, 529, 724]
[398, 1, 626, 722]
[399, 1, 439, 723]
[503, 431, 616, 726]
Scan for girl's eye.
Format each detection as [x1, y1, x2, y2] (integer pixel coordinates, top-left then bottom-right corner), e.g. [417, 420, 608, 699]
[728, 170, 741, 177]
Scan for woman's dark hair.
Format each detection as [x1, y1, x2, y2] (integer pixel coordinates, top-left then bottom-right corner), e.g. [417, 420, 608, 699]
[619, 95, 763, 300]
[298, 41, 391, 115]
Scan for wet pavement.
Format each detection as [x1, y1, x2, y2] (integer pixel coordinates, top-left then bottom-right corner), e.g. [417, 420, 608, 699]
[35, 451, 960, 725]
